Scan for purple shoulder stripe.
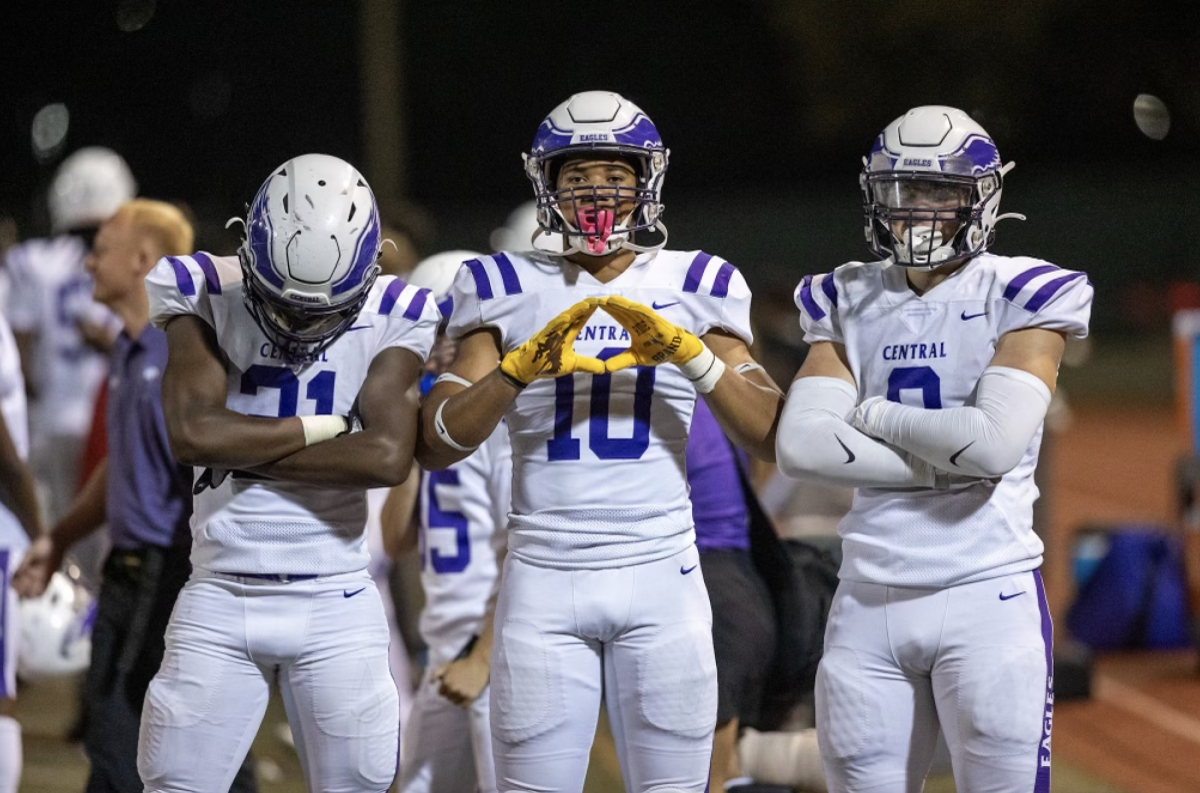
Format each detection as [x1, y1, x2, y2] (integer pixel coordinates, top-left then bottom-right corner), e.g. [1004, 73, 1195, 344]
[492, 253, 523, 296]
[798, 274, 826, 321]
[682, 251, 713, 293]
[166, 257, 196, 297]
[1002, 264, 1059, 302]
[710, 262, 737, 298]
[403, 288, 431, 321]
[820, 273, 838, 306]
[378, 278, 407, 316]
[192, 252, 222, 295]
[1023, 272, 1086, 313]
[464, 259, 493, 301]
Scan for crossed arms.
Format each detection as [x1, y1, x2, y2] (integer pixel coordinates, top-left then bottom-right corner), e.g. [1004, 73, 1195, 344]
[162, 315, 423, 489]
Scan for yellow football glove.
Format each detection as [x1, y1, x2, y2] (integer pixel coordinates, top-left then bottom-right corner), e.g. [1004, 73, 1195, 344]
[500, 298, 607, 388]
[599, 295, 705, 371]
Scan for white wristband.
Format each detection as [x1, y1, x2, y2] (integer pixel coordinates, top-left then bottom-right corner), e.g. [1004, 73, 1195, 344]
[300, 414, 349, 446]
[678, 345, 726, 394]
[435, 372, 475, 388]
[434, 400, 479, 453]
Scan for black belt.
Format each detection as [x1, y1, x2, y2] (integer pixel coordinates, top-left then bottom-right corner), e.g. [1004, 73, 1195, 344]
[222, 573, 320, 583]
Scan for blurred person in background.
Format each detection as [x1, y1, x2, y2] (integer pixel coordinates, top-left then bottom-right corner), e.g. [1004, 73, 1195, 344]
[396, 250, 510, 793]
[687, 397, 776, 793]
[775, 106, 1092, 793]
[4, 147, 134, 589]
[13, 199, 259, 793]
[0, 281, 45, 793]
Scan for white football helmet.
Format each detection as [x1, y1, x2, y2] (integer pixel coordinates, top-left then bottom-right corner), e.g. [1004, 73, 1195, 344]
[238, 154, 382, 362]
[49, 147, 137, 233]
[407, 249, 483, 308]
[489, 200, 545, 253]
[861, 106, 1024, 269]
[18, 572, 95, 679]
[407, 250, 483, 392]
[523, 90, 669, 257]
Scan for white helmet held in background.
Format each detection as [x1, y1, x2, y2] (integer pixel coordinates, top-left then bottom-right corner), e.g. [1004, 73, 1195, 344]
[49, 147, 138, 233]
[489, 200, 544, 254]
[18, 571, 95, 679]
[407, 249, 483, 308]
[407, 249, 483, 393]
[237, 153, 383, 362]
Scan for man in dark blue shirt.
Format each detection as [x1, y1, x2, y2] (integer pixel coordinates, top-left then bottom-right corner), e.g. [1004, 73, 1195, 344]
[13, 200, 256, 793]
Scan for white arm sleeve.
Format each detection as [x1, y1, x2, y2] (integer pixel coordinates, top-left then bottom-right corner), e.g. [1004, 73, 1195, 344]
[776, 377, 936, 488]
[855, 366, 1052, 478]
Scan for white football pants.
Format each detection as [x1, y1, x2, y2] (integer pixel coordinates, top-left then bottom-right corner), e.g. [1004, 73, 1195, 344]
[397, 650, 495, 793]
[490, 545, 717, 793]
[138, 570, 400, 793]
[816, 571, 1054, 793]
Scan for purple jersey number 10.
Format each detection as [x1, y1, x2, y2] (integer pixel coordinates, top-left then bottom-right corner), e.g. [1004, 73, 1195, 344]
[547, 347, 656, 461]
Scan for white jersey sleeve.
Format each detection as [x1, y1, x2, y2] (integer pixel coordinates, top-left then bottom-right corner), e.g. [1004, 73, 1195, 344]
[147, 252, 232, 331]
[794, 270, 844, 345]
[994, 257, 1092, 340]
[363, 275, 440, 362]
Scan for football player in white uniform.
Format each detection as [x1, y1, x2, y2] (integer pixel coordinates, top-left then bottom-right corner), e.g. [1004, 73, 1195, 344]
[775, 106, 1093, 793]
[417, 91, 783, 793]
[4, 148, 132, 584]
[0, 310, 41, 793]
[136, 154, 438, 793]
[395, 251, 511, 793]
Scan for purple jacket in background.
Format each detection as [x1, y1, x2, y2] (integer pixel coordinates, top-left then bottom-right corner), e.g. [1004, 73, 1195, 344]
[106, 326, 193, 550]
[686, 397, 750, 552]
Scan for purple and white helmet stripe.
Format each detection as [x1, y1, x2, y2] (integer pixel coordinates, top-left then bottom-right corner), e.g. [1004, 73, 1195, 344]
[237, 154, 382, 361]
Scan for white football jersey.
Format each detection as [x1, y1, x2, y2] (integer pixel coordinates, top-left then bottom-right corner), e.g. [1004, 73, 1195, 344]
[448, 249, 753, 569]
[417, 422, 511, 655]
[796, 252, 1092, 587]
[3, 236, 114, 437]
[0, 312, 30, 548]
[146, 252, 439, 575]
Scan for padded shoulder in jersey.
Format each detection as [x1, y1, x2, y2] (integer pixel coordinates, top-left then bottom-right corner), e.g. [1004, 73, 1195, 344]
[359, 274, 441, 362]
[668, 250, 754, 345]
[445, 252, 532, 341]
[794, 268, 845, 345]
[994, 256, 1093, 340]
[146, 252, 242, 331]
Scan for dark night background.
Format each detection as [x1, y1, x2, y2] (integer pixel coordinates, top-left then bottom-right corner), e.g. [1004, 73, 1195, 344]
[2, 0, 1198, 331]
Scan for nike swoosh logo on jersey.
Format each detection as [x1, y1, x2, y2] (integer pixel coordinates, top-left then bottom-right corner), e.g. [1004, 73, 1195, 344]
[999, 591, 1026, 601]
[949, 440, 976, 467]
[346, 325, 372, 332]
[960, 310, 987, 321]
[652, 301, 680, 310]
[680, 564, 698, 575]
[343, 587, 366, 598]
[834, 434, 856, 464]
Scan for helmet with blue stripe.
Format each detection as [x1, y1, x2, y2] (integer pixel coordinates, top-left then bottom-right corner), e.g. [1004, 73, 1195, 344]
[523, 91, 669, 257]
[238, 154, 382, 361]
[861, 106, 1024, 269]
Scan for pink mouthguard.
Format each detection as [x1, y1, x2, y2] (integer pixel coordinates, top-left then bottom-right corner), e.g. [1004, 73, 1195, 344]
[577, 207, 615, 254]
